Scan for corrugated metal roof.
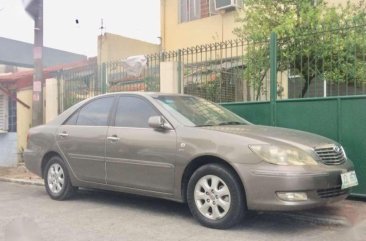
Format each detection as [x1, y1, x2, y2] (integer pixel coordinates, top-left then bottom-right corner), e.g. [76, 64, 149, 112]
[0, 58, 96, 90]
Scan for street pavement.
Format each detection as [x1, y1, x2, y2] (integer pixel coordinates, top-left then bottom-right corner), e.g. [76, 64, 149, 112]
[0, 181, 365, 241]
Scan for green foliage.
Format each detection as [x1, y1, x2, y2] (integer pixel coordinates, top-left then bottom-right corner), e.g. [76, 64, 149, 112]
[242, 41, 270, 100]
[234, 0, 366, 97]
[144, 76, 160, 91]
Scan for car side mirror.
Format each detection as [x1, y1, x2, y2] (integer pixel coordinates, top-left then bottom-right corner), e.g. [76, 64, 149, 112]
[148, 116, 173, 130]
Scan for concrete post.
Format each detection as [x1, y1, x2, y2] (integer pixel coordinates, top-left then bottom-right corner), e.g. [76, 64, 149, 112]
[160, 62, 182, 93]
[31, 0, 44, 127]
[269, 32, 278, 126]
[45, 78, 58, 123]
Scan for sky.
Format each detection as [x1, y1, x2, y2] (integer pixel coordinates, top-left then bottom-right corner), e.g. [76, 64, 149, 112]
[0, 0, 160, 57]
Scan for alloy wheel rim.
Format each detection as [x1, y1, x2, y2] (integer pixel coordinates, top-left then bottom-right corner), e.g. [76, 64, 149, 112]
[47, 163, 65, 194]
[194, 175, 231, 220]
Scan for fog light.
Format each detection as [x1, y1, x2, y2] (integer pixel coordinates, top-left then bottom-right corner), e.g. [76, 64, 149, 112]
[277, 192, 308, 201]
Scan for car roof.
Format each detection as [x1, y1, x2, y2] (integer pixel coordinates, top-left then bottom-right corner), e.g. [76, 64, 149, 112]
[97, 92, 191, 98]
[46, 92, 195, 126]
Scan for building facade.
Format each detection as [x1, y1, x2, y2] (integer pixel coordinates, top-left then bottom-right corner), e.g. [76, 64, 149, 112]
[98, 33, 160, 64]
[161, 0, 239, 51]
[160, 0, 352, 51]
[0, 37, 88, 166]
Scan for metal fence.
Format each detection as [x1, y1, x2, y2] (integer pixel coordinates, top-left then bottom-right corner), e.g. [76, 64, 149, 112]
[178, 40, 270, 103]
[277, 24, 366, 100]
[171, 23, 366, 103]
[57, 23, 366, 112]
[58, 62, 101, 112]
[57, 54, 161, 112]
[104, 54, 161, 93]
[58, 39, 271, 113]
[177, 24, 366, 102]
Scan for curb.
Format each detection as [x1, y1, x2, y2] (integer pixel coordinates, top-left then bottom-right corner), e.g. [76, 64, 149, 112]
[0, 177, 44, 186]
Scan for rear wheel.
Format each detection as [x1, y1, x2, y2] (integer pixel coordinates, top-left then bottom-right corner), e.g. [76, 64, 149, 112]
[187, 163, 246, 229]
[44, 156, 76, 200]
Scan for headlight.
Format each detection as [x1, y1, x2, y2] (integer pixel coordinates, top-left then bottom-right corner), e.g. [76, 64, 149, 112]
[249, 144, 318, 166]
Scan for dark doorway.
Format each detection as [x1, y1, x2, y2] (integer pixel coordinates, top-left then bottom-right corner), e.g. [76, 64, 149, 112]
[8, 91, 16, 132]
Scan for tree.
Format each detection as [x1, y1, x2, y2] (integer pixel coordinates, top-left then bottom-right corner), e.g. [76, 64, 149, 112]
[234, 0, 366, 98]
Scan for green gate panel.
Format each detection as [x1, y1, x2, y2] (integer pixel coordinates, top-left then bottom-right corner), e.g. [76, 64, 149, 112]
[340, 98, 366, 196]
[276, 99, 338, 141]
[223, 102, 271, 126]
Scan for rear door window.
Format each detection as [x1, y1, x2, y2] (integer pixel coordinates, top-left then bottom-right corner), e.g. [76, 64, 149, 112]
[76, 97, 114, 126]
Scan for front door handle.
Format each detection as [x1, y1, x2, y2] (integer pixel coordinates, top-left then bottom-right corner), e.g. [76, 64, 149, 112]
[58, 131, 69, 137]
[107, 135, 120, 142]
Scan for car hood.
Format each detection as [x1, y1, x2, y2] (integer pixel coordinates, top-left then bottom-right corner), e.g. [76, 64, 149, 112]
[201, 125, 337, 150]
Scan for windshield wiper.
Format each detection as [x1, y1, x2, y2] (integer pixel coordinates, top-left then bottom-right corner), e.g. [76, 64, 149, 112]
[218, 121, 246, 126]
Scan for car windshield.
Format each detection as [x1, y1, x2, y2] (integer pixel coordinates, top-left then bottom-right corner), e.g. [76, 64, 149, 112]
[154, 95, 250, 127]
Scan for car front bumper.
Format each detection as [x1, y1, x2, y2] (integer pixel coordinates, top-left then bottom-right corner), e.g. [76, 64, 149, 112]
[233, 161, 355, 211]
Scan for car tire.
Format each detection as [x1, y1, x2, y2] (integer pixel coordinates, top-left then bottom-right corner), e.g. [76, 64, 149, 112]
[44, 155, 76, 200]
[187, 163, 246, 229]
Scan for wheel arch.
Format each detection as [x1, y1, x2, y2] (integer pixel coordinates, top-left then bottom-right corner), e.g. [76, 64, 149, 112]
[41, 151, 62, 178]
[181, 155, 246, 204]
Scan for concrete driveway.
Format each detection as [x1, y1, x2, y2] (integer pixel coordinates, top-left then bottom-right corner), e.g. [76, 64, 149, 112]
[0, 181, 365, 241]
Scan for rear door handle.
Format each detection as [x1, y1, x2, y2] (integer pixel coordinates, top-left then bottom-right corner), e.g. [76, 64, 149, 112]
[107, 135, 120, 142]
[58, 132, 69, 137]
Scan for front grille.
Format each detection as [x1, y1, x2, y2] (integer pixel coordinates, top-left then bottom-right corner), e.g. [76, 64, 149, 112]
[317, 185, 349, 198]
[314, 145, 346, 165]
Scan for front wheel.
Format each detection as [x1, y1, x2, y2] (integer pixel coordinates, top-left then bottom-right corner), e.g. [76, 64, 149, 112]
[44, 156, 76, 200]
[187, 163, 246, 229]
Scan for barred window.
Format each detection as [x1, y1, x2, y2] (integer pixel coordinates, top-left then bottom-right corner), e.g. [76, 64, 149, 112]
[180, 0, 211, 23]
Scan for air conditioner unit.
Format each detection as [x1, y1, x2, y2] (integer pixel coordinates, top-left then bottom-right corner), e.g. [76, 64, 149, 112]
[214, 0, 240, 11]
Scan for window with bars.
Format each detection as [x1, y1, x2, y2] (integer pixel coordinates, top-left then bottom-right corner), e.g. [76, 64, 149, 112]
[0, 93, 7, 131]
[8, 92, 16, 132]
[180, 0, 216, 23]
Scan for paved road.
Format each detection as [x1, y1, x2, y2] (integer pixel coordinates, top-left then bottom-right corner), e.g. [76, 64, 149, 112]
[0, 182, 365, 241]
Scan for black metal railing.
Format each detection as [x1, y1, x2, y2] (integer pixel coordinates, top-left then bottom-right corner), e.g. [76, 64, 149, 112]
[57, 22, 366, 112]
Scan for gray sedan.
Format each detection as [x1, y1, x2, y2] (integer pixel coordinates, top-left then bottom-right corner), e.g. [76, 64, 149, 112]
[24, 92, 358, 229]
